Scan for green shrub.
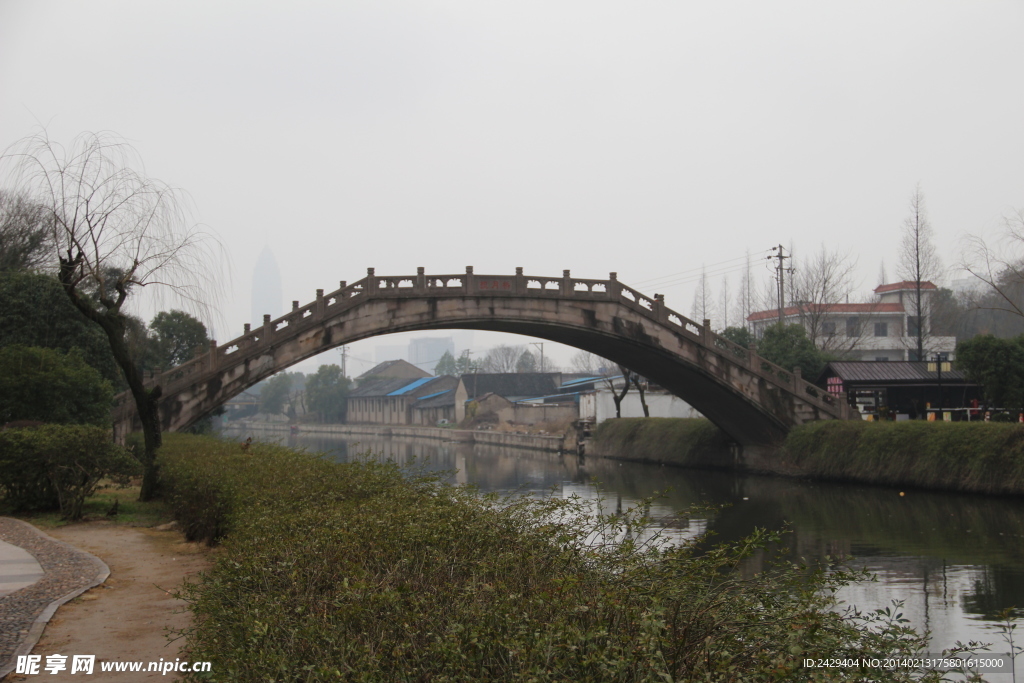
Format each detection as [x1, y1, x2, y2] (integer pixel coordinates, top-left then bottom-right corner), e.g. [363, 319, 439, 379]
[778, 420, 1024, 494]
[0, 345, 114, 426]
[591, 418, 730, 466]
[158, 434, 970, 682]
[0, 425, 140, 519]
[0, 429, 56, 511]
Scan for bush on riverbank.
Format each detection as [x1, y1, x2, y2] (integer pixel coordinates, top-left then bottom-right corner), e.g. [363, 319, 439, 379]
[591, 416, 1024, 495]
[157, 433, 973, 682]
[590, 417, 732, 466]
[778, 420, 1024, 495]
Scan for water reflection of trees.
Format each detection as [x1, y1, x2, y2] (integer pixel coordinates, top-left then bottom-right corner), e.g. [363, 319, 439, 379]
[964, 566, 1024, 620]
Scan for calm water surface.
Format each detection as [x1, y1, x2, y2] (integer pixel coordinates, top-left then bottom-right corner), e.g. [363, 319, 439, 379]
[223, 426, 1024, 678]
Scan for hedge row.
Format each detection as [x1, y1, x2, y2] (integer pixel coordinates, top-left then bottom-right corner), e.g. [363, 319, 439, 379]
[776, 420, 1024, 495]
[158, 434, 963, 682]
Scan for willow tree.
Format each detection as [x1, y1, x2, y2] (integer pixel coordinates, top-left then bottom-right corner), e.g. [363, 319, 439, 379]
[2, 130, 219, 500]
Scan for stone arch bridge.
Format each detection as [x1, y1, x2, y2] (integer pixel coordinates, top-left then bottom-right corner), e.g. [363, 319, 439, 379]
[112, 268, 853, 447]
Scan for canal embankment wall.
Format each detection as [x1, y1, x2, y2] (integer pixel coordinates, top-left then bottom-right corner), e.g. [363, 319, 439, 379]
[229, 421, 570, 452]
[590, 417, 1024, 496]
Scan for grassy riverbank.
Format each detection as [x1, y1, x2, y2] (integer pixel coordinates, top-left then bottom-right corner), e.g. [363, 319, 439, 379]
[155, 433, 956, 682]
[589, 417, 734, 466]
[777, 420, 1024, 495]
[592, 418, 1024, 496]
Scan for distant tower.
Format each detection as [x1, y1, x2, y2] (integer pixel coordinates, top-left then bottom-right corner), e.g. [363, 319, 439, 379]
[409, 336, 455, 372]
[251, 245, 283, 326]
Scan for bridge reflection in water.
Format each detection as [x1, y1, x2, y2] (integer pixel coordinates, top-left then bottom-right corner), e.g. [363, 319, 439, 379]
[223, 425, 1024, 671]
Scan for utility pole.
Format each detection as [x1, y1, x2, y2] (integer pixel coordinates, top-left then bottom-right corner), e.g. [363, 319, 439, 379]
[530, 342, 545, 373]
[469, 350, 478, 398]
[767, 245, 792, 326]
[339, 345, 348, 378]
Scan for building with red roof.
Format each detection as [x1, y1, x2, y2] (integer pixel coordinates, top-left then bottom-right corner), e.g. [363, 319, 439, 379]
[747, 281, 956, 361]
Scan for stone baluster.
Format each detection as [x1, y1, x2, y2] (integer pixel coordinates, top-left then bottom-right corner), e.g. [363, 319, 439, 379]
[653, 293, 665, 320]
[316, 289, 324, 318]
[608, 272, 621, 300]
[561, 269, 572, 297]
[263, 314, 272, 346]
[416, 267, 426, 293]
[838, 391, 851, 417]
[465, 266, 474, 293]
[366, 268, 377, 294]
[515, 267, 524, 295]
[209, 340, 219, 371]
[703, 318, 712, 346]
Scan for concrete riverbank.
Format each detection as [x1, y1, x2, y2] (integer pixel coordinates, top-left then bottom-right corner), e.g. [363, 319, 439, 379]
[228, 421, 571, 453]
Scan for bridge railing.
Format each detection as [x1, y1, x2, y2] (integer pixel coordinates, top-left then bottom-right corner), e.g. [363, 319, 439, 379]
[113, 267, 849, 423]
[705, 327, 847, 415]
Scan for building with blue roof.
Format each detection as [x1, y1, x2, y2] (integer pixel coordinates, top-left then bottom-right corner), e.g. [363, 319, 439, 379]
[347, 374, 458, 425]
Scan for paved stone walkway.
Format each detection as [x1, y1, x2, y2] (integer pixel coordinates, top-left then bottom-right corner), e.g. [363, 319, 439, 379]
[0, 539, 45, 597]
[0, 518, 109, 680]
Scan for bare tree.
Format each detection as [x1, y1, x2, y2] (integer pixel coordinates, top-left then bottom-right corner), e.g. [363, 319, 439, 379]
[790, 244, 861, 354]
[569, 350, 646, 418]
[719, 275, 730, 330]
[897, 186, 943, 360]
[481, 344, 526, 373]
[962, 208, 1024, 319]
[690, 265, 715, 326]
[569, 350, 606, 376]
[733, 250, 756, 331]
[0, 190, 50, 272]
[630, 372, 650, 417]
[2, 130, 220, 500]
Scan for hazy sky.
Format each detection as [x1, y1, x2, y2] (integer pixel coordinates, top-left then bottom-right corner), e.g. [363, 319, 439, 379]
[2, 1, 1022, 375]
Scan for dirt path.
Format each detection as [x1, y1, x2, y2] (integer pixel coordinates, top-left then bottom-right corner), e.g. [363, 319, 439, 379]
[6, 522, 210, 682]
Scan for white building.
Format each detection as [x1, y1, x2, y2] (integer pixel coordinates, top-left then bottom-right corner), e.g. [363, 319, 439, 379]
[579, 387, 702, 423]
[747, 281, 956, 361]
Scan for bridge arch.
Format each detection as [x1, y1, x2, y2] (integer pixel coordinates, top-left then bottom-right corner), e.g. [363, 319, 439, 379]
[113, 268, 852, 446]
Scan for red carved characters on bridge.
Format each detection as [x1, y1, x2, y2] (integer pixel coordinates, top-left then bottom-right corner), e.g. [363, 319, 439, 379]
[478, 278, 513, 291]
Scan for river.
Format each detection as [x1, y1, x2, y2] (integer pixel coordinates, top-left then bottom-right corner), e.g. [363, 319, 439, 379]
[222, 426, 1024, 679]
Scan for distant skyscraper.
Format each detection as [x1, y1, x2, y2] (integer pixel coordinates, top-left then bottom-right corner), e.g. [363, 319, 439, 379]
[251, 246, 283, 326]
[409, 336, 455, 372]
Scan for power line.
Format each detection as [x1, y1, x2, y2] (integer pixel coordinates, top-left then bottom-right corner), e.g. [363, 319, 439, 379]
[635, 262, 767, 299]
[631, 251, 771, 289]
[648, 262, 758, 289]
